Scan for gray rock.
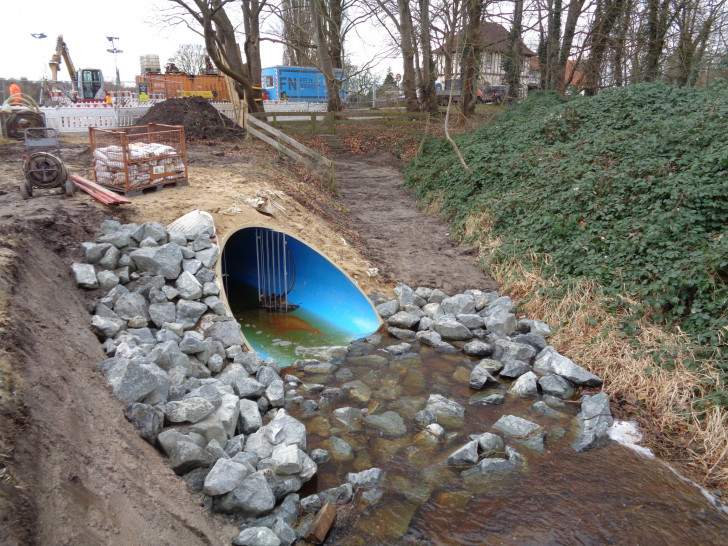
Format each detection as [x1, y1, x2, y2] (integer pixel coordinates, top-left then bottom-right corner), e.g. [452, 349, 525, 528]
[469, 365, 501, 390]
[175, 271, 203, 300]
[447, 441, 479, 466]
[141, 222, 168, 243]
[333, 407, 363, 432]
[99, 246, 121, 270]
[97, 230, 130, 248]
[129, 243, 184, 279]
[395, 283, 427, 307]
[364, 411, 407, 437]
[529, 401, 557, 415]
[538, 374, 575, 399]
[195, 267, 216, 283]
[516, 319, 552, 338]
[157, 430, 214, 474]
[106, 358, 169, 404]
[165, 397, 215, 423]
[161, 285, 179, 301]
[257, 366, 280, 387]
[196, 246, 220, 268]
[533, 346, 603, 387]
[204, 458, 250, 496]
[572, 392, 613, 452]
[235, 377, 267, 399]
[483, 308, 517, 336]
[182, 258, 203, 275]
[310, 449, 329, 464]
[462, 458, 514, 478]
[384, 342, 412, 356]
[300, 494, 322, 514]
[474, 358, 505, 374]
[432, 317, 473, 341]
[413, 409, 437, 427]
[499, 360, 532, 379]
[202, 281, 219, 297]
[415, 330, 445, 347]
[387, 327, 417, 340]
[82, 242, 112, 263]
[272, 518, 296, 546]
[510, 371, 540, 399]
[271, 444, 302, 475]
[513, 333, 548, 353]
[328, 436, 354, 460]
[124, 403, 164, 442]
[71, 263, 98, 289]
[176, 299, 208, 329]
[492, 415, 542, 438]
[218, 471, 276, 516]
[427, 289, 449, 304]
[422, 302, 445, 320]
[206, 319, 244, 348]
[457, 314, 486, 330]
[441, 294, 476, 316]
[318, 483, 354, 505]
[472, 432, 504, 453]
[244, 411, 307, 460]
[179, 331, 206, 354]
[346, 467, 385, 488]
[463, 340, 492, 357]
[387, 311, 420, 329]
[148, 302, 176, 328]
[192, 233, 213, 252]
[114, 292, 149, 321]
[426, 394, 465, 427]
[493, 339, 537, 363]
[204, 295, 226, 315]
[483, 296, 515, 315]
[376, 299, 399, 319]
[238, 399, 263, 434]
[341, 380, 372, 403]
[91, 315, 126, 339]
[240, 528, 282, 546]
[266, 380, 286, 408]
[96, 270, 120, 290]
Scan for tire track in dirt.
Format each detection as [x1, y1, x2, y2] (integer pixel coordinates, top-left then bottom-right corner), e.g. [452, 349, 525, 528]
[334, 153, 498, 296]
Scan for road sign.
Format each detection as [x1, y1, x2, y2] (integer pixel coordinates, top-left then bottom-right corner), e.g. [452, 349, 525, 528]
[395, 73, 402, 82]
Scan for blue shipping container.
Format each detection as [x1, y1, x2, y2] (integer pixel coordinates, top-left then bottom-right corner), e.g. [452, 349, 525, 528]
[261, 66, 346, 102]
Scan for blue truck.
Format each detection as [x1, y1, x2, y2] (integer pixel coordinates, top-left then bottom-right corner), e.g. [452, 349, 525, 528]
[261, 66, 346, 102]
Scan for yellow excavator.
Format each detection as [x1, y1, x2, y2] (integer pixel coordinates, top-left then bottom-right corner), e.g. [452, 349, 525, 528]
[48, 35, 105, 102]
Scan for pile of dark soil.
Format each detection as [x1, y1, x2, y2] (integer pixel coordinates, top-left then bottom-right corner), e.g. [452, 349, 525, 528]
[135, 96, 245, 141]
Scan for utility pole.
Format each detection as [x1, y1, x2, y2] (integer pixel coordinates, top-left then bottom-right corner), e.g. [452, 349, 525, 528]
[107, 36, 122, 105]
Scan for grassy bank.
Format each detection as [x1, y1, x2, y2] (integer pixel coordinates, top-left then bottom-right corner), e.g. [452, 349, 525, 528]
[406, 82, 728, 489]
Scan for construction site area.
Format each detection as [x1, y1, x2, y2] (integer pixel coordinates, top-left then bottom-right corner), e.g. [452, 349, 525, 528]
[1, 83, 728, 546]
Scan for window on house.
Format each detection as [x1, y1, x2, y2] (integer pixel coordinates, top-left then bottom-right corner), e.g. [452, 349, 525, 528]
[264, 76, 273, 88]
[485, 53, 493, 70]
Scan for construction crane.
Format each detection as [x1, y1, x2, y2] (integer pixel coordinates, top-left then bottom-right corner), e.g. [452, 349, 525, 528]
[48, 35, 105, 101]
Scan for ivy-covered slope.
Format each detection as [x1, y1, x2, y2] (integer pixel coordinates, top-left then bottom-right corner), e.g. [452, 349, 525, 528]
[405, 82, 728, 365]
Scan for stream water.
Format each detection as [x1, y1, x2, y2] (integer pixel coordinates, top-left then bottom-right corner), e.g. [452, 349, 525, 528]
[280, 332, 728, 545]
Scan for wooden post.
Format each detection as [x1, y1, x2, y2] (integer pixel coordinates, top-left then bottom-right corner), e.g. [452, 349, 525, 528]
[328, 111, 335, 134]
[304, 502, 336, 544]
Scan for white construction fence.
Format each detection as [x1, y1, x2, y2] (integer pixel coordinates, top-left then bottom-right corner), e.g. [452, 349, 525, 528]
[40, 100, 326, 134]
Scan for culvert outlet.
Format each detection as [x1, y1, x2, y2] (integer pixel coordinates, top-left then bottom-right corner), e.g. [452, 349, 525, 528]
[218, 225, 382, 364]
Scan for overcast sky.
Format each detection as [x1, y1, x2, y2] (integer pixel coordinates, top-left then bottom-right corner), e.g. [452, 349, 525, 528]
[0, 0, 286, 84]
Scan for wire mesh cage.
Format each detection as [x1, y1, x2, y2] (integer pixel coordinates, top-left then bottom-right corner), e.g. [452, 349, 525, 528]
[89, 124, 188, 194]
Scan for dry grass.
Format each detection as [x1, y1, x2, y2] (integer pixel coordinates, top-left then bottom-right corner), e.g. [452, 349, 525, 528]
[461, 212, 728, 492]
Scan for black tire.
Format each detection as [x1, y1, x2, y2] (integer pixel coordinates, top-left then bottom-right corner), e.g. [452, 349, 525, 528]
[64, 179, 75, 197]
[19, 181, 32, 200]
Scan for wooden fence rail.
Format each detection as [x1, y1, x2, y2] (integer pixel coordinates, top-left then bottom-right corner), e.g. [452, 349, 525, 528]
[246, 115, 335, 190]
[248, 110, 429, 134]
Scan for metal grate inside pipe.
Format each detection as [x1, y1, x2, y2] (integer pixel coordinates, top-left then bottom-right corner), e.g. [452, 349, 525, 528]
[255, 228, 297, 312]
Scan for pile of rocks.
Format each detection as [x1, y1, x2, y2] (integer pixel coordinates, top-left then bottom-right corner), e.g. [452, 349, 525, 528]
[70, 219, 356, 545]
[373, 283, 613, 453]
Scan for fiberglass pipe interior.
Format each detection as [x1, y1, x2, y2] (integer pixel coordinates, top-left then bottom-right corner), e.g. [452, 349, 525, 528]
[218, 226, 382, 363]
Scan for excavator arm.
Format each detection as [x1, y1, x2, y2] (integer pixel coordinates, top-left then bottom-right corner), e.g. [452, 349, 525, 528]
[48, 35, 78, 88]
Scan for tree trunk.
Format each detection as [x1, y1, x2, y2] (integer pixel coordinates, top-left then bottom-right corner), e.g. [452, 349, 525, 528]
[419, 0, 438, 112]
[459, 0, 483, 117]
[504, 0, 524, 101]
[557, 0, 586, 92]
[546, 0, 562, 90]
[310, 0, 342, 111]
[642, 0, 672, 81]
[242, 0, 264, 105]
[582, 0, 625, 95]
[397, 0, 420, 111]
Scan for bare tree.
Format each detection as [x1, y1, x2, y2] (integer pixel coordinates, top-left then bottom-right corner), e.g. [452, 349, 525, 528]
[420, 0, 439, 111]
[169, 43, 208, 74]
[503, 0, 524, 100]
[459, 0, 483, 116]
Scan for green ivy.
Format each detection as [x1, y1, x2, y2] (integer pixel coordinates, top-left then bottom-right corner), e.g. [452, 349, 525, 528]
[405, 82, 728, 383]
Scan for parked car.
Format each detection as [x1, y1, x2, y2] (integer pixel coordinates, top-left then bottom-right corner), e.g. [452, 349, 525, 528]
[481, 85, 508, 104]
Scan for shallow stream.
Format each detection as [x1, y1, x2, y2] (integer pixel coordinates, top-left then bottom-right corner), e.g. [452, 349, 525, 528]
[282, 332, 728, 544]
